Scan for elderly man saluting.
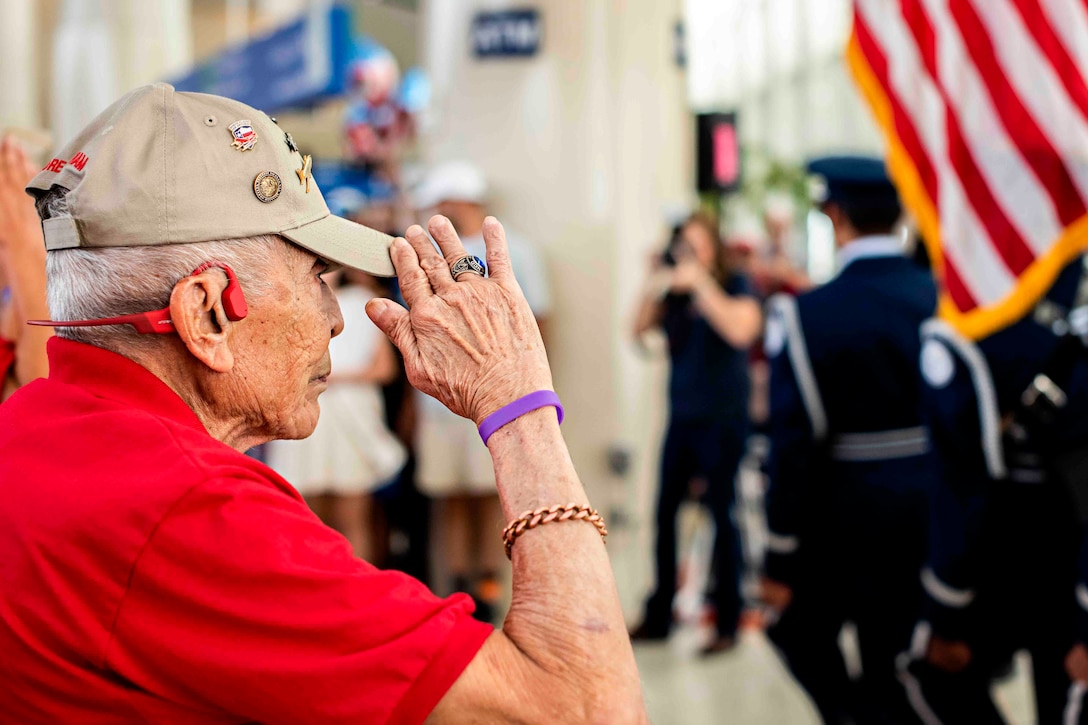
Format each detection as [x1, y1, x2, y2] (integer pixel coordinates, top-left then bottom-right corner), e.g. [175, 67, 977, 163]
[0, 84, 645, 724]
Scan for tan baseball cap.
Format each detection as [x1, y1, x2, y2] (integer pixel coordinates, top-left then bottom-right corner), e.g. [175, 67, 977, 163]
[26, 83, 395, 276]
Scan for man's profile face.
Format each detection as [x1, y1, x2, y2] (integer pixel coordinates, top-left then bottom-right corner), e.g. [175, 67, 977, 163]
[227, 241, 344, 441]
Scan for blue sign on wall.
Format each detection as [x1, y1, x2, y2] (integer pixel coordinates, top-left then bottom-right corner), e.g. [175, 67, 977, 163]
[472, 9, 542, 58]
[172, 5, 353, 112]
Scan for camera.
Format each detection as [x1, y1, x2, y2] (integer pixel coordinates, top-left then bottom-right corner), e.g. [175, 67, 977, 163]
[660, 224, 685, 267]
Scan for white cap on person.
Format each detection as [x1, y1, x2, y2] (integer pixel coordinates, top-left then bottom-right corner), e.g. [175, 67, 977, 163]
[411, 160, 488, 211]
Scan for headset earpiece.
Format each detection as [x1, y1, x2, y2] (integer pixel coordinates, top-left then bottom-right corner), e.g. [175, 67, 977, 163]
[28, 260, 249, 333]
[191, 262, 248, 321]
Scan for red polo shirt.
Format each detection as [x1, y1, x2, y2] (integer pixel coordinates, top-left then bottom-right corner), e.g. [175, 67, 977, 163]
[0, 338, 491, 724]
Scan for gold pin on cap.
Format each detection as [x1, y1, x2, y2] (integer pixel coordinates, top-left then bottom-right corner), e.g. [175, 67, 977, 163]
[253, 171, 282, 203]
[296, 154, 312, 193]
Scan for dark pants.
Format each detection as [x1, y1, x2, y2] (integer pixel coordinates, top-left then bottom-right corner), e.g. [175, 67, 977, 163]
[770, 582, 923, 725]
[643, 419, 746, 637]
[911, 482, 1082, 724]
[768, 463, 931, 724]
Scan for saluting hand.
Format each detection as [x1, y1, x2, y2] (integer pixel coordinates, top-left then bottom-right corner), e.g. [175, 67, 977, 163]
[366, 215, 553, 426]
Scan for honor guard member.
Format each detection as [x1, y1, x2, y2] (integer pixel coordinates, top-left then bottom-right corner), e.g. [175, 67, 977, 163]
[904, 255, 1088, 723]
[761, 156, 937, 724]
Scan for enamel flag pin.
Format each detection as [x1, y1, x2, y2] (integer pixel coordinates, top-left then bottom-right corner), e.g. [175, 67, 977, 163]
[229, 120, 258, 151]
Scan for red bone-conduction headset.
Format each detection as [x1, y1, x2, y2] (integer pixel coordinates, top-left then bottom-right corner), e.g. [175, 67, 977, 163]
[27, 262, 248, 334]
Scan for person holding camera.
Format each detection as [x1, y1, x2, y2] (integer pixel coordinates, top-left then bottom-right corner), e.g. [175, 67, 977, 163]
[630, 212, 762, 655]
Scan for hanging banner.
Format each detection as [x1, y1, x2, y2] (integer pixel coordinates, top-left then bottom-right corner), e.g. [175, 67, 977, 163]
[172, 4, 353, 112]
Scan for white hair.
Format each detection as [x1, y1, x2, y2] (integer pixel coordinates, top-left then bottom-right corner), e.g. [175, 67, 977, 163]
[38, 187, 285, 354]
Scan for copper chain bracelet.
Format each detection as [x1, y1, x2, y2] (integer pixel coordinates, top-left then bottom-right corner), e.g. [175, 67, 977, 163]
[501, 503, 608, 560]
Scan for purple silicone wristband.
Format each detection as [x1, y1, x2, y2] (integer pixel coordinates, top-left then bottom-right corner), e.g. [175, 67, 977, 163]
[478, 390, 564, 445]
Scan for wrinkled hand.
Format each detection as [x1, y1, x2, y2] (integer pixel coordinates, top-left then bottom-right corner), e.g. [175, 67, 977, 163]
[366, 215, 553, 425]
[0, 136, 42, 250]
[759, 577, 793, 613]
[1067, 643, 1088, 684]
[926, 634, 972, 673]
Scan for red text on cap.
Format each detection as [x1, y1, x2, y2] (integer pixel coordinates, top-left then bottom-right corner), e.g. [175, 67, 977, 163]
[43, 152, 89, 174]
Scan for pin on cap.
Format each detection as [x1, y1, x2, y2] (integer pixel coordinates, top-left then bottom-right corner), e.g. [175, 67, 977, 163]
[229, 120, 258, 151]
[25, 83, 395, 276]
[254, 171, 282, 203]
[296, 154, 312, 193]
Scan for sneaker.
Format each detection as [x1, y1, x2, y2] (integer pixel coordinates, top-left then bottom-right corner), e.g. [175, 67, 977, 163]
[698, 634, 737, 657]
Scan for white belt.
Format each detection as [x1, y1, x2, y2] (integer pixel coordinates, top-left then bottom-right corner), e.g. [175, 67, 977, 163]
[830, 426, 930, 462]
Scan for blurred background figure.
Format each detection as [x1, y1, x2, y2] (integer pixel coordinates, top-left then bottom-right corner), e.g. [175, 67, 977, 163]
[410, 160, 551, 622]
[324, 184, 433, 581]
[0, 135, 50, 401]
[630, 212, 762, 655]
[343, 39, 409, 171]
[760, 156, 936, 723]
[266, 265, 406, 561]
[755, 192, 811, 298]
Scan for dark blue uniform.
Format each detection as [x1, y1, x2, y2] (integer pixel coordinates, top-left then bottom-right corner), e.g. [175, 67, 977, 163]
[906, 256, 1088, 723]
[763, 237, 937, 724]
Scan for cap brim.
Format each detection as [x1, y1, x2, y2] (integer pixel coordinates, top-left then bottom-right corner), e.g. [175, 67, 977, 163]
[281, 213, 395, 277]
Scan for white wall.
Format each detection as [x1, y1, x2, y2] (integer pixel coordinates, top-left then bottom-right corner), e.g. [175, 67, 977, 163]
[0, 0, 40, 131]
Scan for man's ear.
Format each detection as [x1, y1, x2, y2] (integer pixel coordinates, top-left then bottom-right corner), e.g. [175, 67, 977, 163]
[169, 270, 236, 373]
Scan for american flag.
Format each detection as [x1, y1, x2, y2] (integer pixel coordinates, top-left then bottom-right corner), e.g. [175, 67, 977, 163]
[848, 0, 1088, 339]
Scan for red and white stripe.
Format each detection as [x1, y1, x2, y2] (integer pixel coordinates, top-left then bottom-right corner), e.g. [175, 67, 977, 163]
[851, 0, 1088, 326]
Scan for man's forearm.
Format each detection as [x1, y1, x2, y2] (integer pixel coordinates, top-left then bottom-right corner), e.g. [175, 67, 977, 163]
[486, 407, 644, 716]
